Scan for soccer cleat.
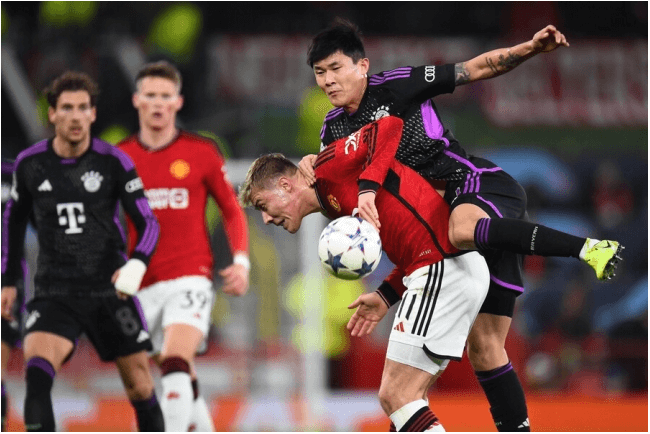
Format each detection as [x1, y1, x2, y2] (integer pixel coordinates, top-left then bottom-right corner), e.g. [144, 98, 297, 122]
[582, 239, 624, 280]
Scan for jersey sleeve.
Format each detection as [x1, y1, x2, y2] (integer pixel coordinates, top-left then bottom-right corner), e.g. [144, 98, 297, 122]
[376, 267, 407, 308]
[357, 116, 404, 194]
[114, 150, 160, 265]
[203, 144, 249, 257]
[374, 64, 456, 104]
[1, 162, 32, 286]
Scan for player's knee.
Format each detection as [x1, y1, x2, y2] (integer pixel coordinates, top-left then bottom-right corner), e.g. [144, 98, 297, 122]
[377, 384, 394, 415]
[466, 335, 505, 369]
[128, 380, 155, 401]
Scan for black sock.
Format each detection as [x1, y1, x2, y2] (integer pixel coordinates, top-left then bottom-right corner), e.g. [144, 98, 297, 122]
[476, 362, 530, 432]
[475, 218, 585, 257]
[2, 381, 7, 431]
[191, 378, 199, 401]
[24, 358, 56, 432]
[131, 392, 165, 432]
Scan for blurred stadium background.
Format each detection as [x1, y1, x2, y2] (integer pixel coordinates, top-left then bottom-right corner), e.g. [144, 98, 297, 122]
[1, 1, 647, 431]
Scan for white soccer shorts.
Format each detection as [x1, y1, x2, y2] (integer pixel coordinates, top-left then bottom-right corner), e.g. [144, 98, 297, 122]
[135, 275, 214, 354]
[386, 252, 489, 375]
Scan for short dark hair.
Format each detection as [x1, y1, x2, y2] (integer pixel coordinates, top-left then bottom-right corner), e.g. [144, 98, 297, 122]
[135, 60, 182, 92]
[45, 71, 99, 108]
[307, 17, 366, 68]
[239, 153, 298, 207]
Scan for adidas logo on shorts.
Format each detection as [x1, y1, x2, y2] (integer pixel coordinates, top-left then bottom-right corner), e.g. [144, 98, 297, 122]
[136, 329, 149, 343]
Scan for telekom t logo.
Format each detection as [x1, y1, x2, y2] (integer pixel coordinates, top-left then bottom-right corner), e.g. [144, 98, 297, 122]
[57, 202, 86, 234]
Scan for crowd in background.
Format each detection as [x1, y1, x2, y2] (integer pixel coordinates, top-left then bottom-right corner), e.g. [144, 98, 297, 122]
[1, 2, 647, 395]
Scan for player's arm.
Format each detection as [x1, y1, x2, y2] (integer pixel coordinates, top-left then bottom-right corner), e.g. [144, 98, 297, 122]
[356, 116, 405, 231]
[1, 163, 32, 290]
[206, 147, 250, 297]
[455, 25, 569, 86]
[113, 160, 159, 297]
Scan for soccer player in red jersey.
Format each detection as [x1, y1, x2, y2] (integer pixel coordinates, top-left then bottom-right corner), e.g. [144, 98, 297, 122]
[240, 116, 490, 432]
[299, 19, 623, 431]
[119, 61, 250, 432]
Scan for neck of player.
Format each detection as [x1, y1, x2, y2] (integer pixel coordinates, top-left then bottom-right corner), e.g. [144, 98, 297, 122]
[139, 124, 179, 150]
[52, 135, 91, 158]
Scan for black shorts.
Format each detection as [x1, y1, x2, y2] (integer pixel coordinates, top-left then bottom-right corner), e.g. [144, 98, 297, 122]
[24, 295, 152, 362]
[444, 156, 527, 317]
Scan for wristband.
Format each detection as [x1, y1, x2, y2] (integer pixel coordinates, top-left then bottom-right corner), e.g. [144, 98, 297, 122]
[233, 254, 251, 271]
[114, 258, 147, 296]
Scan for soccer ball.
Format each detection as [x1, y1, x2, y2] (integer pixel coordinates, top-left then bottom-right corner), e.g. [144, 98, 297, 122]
[318, 216, 382, 280]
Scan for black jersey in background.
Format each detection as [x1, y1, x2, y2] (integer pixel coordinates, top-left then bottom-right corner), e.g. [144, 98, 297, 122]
[1, 138, 158, 298]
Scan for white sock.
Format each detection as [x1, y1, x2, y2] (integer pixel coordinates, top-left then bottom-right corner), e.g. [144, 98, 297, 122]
[389, 399, 428, 432]
[190, 395, 215, 431]
[579, 238, 599, 260]
[161, 371, 193, 431]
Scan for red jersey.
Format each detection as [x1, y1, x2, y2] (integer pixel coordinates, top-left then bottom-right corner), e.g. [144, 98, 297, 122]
[314, 116, 459, 298]
[119, 131, 248, 288]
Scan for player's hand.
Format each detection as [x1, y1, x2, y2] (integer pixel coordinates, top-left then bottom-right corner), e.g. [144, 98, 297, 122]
[347, 292, 388, 337]
[1, 286, 17, 321]
[532, 25, 569, 53]
[298, 154, 318, 186]
[358, 191, 380, 233]
[219, 263, 249, 297]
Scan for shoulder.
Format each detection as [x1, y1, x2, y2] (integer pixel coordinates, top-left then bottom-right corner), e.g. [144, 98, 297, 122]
[368, 66, 415, 86]
[323, 107, 345, 125]
[15, 140, 49, 169]
[116, 134, 139, 152]
[91, 138, 135, 171]
[178, 131, 225, 160]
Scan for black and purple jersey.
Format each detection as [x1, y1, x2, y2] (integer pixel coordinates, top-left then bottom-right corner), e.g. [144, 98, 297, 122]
[1, 138, 159, 298]
[320, 64, 473, 181]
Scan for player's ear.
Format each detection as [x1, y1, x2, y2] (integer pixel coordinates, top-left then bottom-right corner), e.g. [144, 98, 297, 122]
[176, 95, 184, 111]
[357, 58, 370, 77]
[90, 106, 97, 123]
[278, 176, 292, 192]
[132, 93, 139, 109]
[47, 106, 56, 124]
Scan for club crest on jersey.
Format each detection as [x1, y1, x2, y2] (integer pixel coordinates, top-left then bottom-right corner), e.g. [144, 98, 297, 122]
[373, 105, 390, 120]
[170, 159, 190, 180]
[345, 131, 361, 155]
[81, 171, 103, 192]
[327, 194, 341, 212]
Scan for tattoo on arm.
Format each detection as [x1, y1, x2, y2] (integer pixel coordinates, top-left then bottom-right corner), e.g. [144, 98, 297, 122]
[454, 62, 471, 85]
[486, 51, 525, 76]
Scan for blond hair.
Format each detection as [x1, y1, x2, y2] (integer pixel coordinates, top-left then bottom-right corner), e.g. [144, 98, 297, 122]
[238, 154, 298, 207]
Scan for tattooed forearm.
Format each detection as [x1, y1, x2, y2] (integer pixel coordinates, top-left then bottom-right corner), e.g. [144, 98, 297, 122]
[454, 62, 471, 85]
[485, 50, 525, 76]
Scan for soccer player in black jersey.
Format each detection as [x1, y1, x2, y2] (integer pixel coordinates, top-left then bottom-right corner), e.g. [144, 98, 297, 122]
[1, 71, 164, 432]
[299, 19, 623, 432]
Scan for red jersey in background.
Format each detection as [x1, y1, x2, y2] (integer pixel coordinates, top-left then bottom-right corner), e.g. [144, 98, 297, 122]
[119, 131, 248, 289]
